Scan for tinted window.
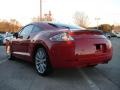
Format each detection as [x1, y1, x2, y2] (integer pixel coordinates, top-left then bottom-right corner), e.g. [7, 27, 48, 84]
[19, 25, 34, 39]
[31, 26, 42, 33]
[48, 23, 85, 30]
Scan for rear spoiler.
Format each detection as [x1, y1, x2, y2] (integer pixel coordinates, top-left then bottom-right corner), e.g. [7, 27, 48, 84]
[71, 29, 104, 35]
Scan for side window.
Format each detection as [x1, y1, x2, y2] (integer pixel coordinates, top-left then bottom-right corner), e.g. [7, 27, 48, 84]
[31, 26, 42, 33]
[19, 25, 34, 39]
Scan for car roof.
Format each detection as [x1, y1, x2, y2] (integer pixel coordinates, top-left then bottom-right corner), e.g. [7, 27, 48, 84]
[30, 22, 84, 30]
[31, 22, 58, 30]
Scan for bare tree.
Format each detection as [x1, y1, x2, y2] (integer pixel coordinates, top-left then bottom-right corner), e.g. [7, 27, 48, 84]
[74, 12, 89, 28]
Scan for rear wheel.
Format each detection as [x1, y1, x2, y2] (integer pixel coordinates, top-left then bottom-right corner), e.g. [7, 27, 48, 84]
[35, 47, 52, 76]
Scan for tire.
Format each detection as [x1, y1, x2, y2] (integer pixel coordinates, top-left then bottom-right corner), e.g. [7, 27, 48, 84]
[7, 45, 15, 60]
[35, 47, 52, 76]
[8, 53, 15, 60]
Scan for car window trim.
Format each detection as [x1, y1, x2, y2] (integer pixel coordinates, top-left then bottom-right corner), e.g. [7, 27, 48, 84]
[18, 24, 34, 39]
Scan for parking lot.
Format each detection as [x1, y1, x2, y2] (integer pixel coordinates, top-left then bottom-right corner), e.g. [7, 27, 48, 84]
[0, 38, 120, 90]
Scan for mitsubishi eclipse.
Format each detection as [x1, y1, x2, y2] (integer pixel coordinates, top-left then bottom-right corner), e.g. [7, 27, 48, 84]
[8, 22, 112, 76]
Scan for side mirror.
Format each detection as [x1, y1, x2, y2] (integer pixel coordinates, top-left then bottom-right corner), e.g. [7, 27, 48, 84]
[13, 33, 18, 38]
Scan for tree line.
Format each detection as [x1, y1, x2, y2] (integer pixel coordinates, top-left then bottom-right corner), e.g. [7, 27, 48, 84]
[0, 19, 21, 33]
[0, 11, 119, 33]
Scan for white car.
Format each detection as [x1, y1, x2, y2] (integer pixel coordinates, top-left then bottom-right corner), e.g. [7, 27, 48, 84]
[112, 31, 120, 38]
[3, 32, 13, 45]
[115, 32, 120, 38]
[104, 33, 111, 39]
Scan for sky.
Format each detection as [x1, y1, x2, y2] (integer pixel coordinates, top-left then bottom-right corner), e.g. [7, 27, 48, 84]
[0, 0, 120, 26]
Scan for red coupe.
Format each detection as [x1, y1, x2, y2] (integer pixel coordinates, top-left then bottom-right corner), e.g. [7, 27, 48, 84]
[9, 22, 112, 76]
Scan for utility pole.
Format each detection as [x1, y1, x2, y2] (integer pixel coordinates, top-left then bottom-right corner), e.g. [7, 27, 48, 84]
[40, 0, 42, 21]
[95, 17, 100, 30]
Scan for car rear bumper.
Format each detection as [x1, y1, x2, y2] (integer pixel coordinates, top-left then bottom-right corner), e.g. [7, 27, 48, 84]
[51, 53, 112, 68]
[49, 40, 112, 68]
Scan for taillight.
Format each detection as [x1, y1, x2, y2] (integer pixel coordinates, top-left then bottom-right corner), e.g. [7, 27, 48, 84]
[49, 32, 74, 41]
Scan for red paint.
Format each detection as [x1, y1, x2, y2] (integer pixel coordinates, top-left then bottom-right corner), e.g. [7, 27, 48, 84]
[10, 22, 112, 68]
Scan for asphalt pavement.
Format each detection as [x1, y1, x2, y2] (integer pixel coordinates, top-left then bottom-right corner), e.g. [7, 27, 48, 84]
[0, 38, 120, 90]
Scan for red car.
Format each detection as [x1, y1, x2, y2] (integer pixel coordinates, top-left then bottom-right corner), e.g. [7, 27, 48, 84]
[9, 22, 112, 76]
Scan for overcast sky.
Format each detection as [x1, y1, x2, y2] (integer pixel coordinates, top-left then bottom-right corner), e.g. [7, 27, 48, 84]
[0, 0, 120, 26]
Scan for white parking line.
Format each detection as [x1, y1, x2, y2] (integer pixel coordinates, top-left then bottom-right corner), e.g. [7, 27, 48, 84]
[0, 59, 8, 64]
[80, 70, 100, 90]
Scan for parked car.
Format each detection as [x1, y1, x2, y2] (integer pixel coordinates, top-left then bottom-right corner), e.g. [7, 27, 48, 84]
[114, 32, 120, 38]
[3, 32, 13, 45]
[9, 22, 113, 76]
[111, 30, 120, 37]
[104, 32, 111, 39]
[109, 32, 117, 37]
[0, 34, 4, 45]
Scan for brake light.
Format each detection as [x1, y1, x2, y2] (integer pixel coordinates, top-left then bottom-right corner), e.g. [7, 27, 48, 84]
[49, 32, 74, 41]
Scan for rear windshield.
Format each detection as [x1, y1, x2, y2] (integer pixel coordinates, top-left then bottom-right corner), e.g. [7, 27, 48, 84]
[48, 23, 85, 30]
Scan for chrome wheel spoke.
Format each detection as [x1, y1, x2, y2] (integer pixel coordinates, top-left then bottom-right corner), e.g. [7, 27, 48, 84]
[36, 61, 41, 65]
[42, 63, 46, 67]
[35, 48, 47, 74]
[38, 65, 42, 72]
[40, 64, 45, 72]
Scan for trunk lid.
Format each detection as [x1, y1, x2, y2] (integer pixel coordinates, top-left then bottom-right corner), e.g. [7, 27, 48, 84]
[69, 29, 110, 56]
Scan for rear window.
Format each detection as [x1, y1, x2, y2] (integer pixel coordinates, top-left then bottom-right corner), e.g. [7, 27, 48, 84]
[48, 23, 85, 30]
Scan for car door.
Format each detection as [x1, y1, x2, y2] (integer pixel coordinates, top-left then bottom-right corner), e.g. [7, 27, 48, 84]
[26, 25, 44, 60]
[12, 25, 34, 59]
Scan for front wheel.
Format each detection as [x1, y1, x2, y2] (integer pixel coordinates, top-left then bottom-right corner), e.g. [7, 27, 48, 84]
[35, 48, 52, 76]
[8, 53, 15, 60]
[6, 45, 15, 60]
